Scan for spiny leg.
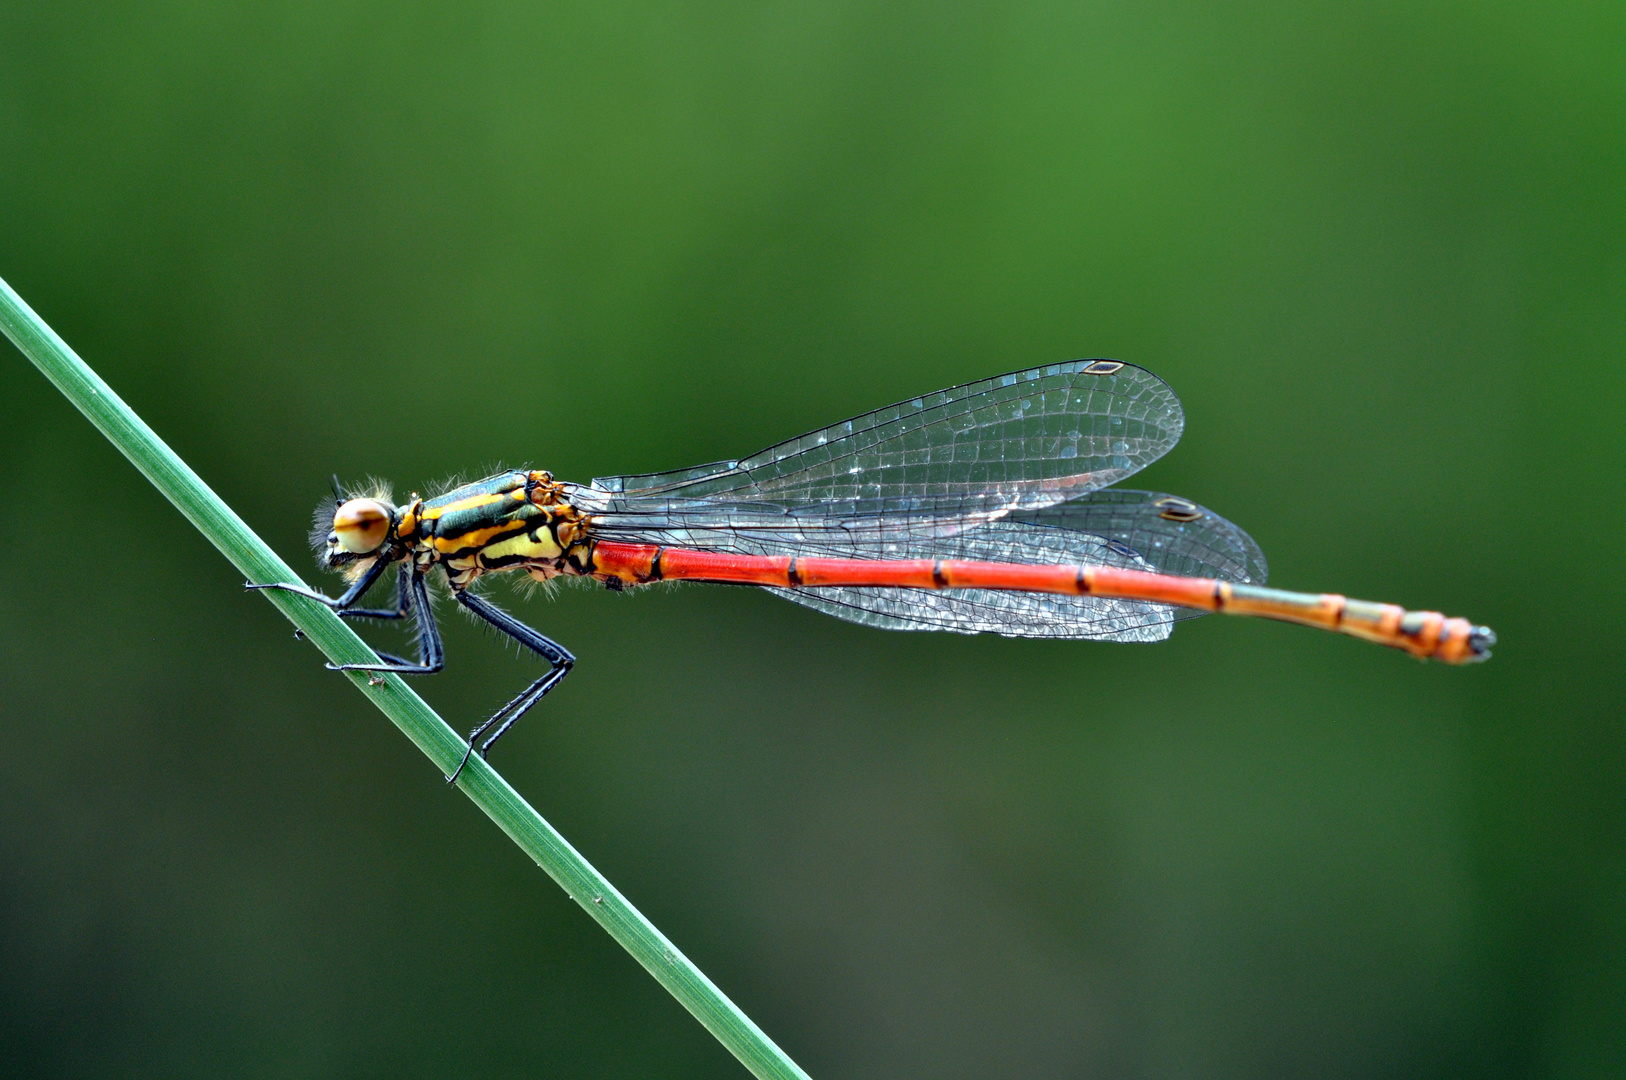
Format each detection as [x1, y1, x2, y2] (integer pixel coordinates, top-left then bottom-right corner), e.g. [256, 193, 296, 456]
[459, 664, 573, 773]
[251, 562, 442, 674]
[333, 565, 418, 664]
[446, 589, 575, 784]
[247, 554, 394, 611]
[342, 567, 423, 667]
[326, 570, 445, 675]
[328, 561, 413, 621]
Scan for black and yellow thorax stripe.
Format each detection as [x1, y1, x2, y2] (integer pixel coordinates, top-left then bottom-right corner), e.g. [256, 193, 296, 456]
[409, 471, 588, 586]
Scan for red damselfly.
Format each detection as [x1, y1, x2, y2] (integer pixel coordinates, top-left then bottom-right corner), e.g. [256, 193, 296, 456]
[253, 360, 1493, 781]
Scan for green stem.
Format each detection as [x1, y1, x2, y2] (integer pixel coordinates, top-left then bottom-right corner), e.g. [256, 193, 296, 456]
[0, 274, 811, 1080]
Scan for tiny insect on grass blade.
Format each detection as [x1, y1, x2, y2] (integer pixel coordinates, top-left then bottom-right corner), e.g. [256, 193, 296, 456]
[254, 360, 1493, 780]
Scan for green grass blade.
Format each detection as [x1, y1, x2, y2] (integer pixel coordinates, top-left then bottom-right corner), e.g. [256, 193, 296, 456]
[0, 273, 812, 1080]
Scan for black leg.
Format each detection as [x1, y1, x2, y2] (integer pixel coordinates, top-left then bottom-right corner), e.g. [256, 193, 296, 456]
[248, 555, 393, 610]
[253, 562, 443, 675]
[327, 570, 445, 675]
[446, 589, 575, 784]
[331, 562, 412, 621]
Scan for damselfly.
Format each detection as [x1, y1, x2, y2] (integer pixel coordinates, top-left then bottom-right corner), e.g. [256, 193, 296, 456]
[253, 360, 1493, 781]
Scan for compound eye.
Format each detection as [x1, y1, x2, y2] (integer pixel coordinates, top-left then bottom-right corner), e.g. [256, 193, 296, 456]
[332, 499, 391, 554]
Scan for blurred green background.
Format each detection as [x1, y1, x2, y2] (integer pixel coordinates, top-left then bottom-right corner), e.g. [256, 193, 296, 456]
[2, 2, 1622, 1076]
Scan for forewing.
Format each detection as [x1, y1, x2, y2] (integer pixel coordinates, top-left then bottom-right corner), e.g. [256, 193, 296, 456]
[592, 360, 1183, 512]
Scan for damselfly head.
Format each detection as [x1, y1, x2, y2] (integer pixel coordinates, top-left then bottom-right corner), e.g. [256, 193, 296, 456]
[311, 495, 397, 569]
[334, 498, 392, 551]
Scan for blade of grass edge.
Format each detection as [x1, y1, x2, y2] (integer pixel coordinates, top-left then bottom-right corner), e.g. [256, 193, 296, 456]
[0, 273, 812, 1080]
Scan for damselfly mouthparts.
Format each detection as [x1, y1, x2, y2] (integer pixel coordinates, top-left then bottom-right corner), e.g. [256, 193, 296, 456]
[254, 360, 1493, 782]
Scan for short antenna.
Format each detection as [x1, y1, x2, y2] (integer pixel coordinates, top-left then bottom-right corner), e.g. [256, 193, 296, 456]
[330, 474, 343, 501]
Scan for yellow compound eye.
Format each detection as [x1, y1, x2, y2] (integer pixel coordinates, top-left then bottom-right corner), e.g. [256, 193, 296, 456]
[332, 498, 391, 554]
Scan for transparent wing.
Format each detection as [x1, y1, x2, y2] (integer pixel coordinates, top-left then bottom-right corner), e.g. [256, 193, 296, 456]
[575, 487, 1262, 641]
[591, 360, 1183, 512]
[1011, 489, 1267, 585]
